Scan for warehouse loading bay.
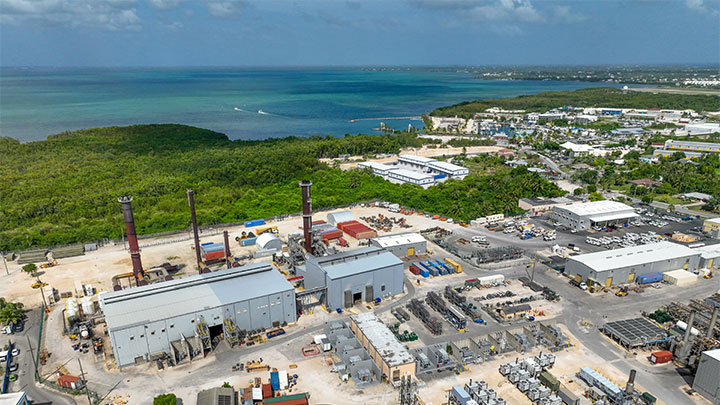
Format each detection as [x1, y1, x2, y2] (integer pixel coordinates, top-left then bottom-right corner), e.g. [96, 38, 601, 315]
[1, 195, 719, 404]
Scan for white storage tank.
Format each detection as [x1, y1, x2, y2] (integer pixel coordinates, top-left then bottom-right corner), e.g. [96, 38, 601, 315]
[327, 210, 354, 226]
[256, 233, 283, 251]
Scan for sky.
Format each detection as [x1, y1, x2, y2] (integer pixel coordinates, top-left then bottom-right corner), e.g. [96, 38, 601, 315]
[1, 0, 719, 67]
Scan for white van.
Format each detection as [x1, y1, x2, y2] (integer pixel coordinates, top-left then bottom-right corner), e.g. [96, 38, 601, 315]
[0, 350, 8, 362]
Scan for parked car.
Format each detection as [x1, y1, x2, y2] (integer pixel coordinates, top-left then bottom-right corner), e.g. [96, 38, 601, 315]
[8, 363, 18, 372]
[11, 348, 20, 357]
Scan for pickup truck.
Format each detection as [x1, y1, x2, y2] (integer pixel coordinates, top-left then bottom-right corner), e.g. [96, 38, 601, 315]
[569, 279, 588, 290]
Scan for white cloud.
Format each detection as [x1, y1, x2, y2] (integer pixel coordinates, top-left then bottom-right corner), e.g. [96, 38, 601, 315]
[0, 0, 142, 30]
[410, 0, 544, 23]
[685, 0, 719, 15]
[686, 0, 704, 11]
[207, 1, 248, 18]
[552, 5, 586, 23]
[148, 0, 181, 10]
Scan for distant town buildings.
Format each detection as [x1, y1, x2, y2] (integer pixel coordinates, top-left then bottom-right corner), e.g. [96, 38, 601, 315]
[654, 139, 720, 158]
[358, 154, 468, 188]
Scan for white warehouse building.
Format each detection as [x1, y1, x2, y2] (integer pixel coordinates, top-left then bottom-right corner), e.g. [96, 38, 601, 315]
[370, 232, 427, 257]
[565, 241, 700, 287]
[549, 200, 638, 231]
[398, 155, 469, 180]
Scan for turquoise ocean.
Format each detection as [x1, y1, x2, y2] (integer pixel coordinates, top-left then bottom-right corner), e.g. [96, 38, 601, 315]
[0, 67, 626, 142]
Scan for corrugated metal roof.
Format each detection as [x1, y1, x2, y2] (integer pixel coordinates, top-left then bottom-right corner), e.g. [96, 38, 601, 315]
[695, 243, 720, 259]
[309, 247, 402, 280]
[99, 263, 294, 331]
[554, 200, 635, 218]
[327, 210, 354, 225]
[569, 241, 697, 272]
[427, 160, 468, 173]
[388, 168, 434, 181]
[703, 348, 720, 362]
[399, 154, 434, 163]
[370, 232, 425, 248]
[358, 161, 396, 171]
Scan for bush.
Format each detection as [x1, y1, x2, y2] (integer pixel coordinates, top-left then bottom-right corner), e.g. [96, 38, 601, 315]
[154, 394, 177, 405]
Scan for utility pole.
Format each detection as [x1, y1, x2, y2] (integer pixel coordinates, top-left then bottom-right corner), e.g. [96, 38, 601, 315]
[26, 336, 39, 381]
[78, 358, 92, 405]
[1, 252, 8, 276]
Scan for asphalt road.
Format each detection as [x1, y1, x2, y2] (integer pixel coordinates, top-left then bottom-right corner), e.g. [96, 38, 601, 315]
[6, 308, 75, 405]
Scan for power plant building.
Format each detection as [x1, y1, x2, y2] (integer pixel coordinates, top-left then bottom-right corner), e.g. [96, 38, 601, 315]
[370, 232, 427, 257]
[549, 200, 638, 231]
[99, 264, 297, 367]
[299, 247, 404, 311]
[565, 241, 700, 287]
[350, 312, 416, 382]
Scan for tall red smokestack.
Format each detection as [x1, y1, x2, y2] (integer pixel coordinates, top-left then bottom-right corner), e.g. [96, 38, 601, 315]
[223, 230, 231, 268]
[187, 189, 203, 269]
[118, 196, 145, 284]
[299, 180, 313, 255]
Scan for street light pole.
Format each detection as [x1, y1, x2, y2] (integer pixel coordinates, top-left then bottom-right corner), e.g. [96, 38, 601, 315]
[1, 252, 8, 276]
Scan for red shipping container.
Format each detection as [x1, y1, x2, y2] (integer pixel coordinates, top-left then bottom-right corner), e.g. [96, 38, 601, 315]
[650, 350, 673, 364]
[262, 383, 273, 399]
[409, 265, 420, 275]
[203, 250, 225, 260]
[312, 220, 326, 225]
[321, 230, 343, 241]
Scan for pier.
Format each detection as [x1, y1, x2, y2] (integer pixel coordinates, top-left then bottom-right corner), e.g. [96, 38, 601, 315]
[349, 116, 421, 123]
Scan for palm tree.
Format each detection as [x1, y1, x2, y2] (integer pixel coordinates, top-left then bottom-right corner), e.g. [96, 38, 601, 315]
[0, 302, 24, 326]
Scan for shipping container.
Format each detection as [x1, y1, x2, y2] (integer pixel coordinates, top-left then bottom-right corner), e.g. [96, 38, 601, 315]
[429, 267, 439, 277]
[539, 371, 560, 391]
[271, 371, 280, 391]
[649, 350, 673, 364]
[240, 237, 258, 247]
[321, 229, 343, 241]
[452, 385, 471, 405]
[409, 265, 421, 275]
[245, 219, 265, 227]
[637, 272, 663, 284]
[262, 383, 273, 399]
[557, 385, 580, 405]
[203, 250, 226, 261]
[445, 258, 462, 273]
[420, 269, 430, 278]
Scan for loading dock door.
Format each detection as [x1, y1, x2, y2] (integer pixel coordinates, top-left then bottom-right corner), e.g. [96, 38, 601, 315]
[627, 273, 635, 283]
[605, 277, 613, 287]
[408, 247, 414, 256]
[344, 290, 352, 308]
[365, 285, 374, 302]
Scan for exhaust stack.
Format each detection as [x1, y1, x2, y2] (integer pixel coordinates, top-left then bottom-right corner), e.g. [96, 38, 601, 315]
[187, 189, 202, 269]
[707, 306, 719, 338]
[683, 310, 696, 345]
[223, 230, 232, 268]
[300, 180, 313, 255]
[625, 369, 636, 395]
[118, 196, 145, 285]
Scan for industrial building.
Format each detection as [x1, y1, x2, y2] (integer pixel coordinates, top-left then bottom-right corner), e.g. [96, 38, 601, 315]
[197, 387, 238, 405]
[518, 196, 584, 214]
[386, 168, 435, 188]
[704, 218, 720, 238]
[549, 200, 638, 231]
[565, 241, 700, 287]
[370, 232, 427, 257]
[99, 263, 297, 367]
[357, 161, 398, 177]
[696, 244, 720, 270]
[664, 139, 720, 154]
[653, 149, 704, 159]
[299, 247, 404, 310]
[350, 312, 416, 382]
[693, 349, 720, 404]
[398, 154, 469, 180]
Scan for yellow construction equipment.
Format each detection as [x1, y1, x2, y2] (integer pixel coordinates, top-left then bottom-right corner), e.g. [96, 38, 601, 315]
[31, 280, 48, 289]
[615, 286, 628, 297]
[256, 226, 278, 236]
[246, 361, 270, 373]
[39, 259, 58, 269]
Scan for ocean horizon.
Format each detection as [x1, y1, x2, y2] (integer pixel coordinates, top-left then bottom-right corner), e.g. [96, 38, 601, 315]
[0, 67, 630, 143]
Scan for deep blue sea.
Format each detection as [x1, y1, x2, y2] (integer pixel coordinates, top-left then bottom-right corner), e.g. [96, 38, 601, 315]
[0, 67, 627, 142]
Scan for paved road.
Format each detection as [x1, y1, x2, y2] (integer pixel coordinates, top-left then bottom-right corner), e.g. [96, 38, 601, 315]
[538, 153, 569, 179]
[7, 308, 75, 405]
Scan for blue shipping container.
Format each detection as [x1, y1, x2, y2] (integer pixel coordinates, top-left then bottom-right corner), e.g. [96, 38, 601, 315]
[201, 244, 224, 253]
[433, 174, 446, 180]
[420, 269, 430, 278]
[430, 267, 439, 277]
[637, 272, 663, 284]
[270, 371, 280, 391]
[244, 219, 265, 227]
[240, 237, 258, 247]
